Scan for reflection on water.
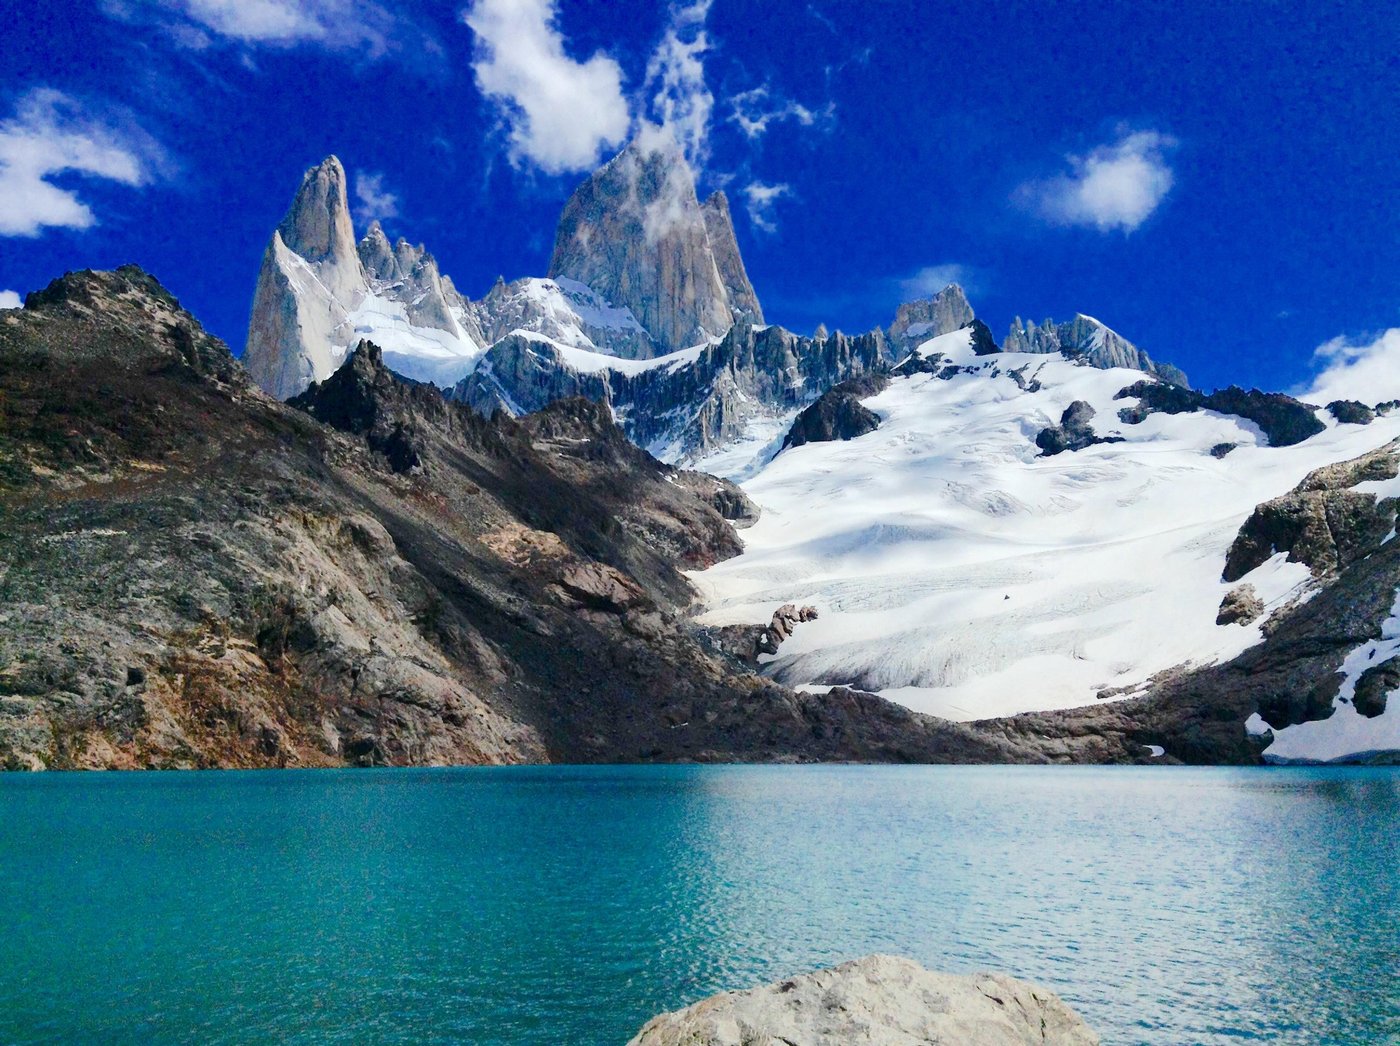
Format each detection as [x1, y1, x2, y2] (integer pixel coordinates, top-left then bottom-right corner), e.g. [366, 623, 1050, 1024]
[0, 766, 1395, 1045]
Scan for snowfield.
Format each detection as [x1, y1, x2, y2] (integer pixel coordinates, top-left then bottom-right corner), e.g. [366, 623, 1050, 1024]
[690, 329, 1400, 748]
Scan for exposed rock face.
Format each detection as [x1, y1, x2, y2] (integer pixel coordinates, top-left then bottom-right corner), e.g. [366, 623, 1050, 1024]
[757, 604, 820, 657]
[1006, 313, 1188, 386]
[548, 138, 762, 353]
[1352, 657, 1399, 718]
[1216, 584, 1264, 626]
[1328, 399, 1375, 425]
[628, 955, 1100, 1046]
[1222, 443, 1400, 581]
[701, 190, 763, 323]
[1, 267, 1051, 770]
[1117, 380, 1326, 447]
[782, 372, 890, 450]
[1035, 400, 1124, 456]
[244, 157, 366, 400]
[888, 284, 974, 355]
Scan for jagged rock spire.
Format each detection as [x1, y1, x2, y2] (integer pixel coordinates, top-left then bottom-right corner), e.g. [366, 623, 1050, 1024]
[244, 156, 369, 400]
[548, 138, 763, 354]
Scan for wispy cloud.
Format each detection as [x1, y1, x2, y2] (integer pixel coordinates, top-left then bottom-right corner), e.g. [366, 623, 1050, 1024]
[899, 264, 975, 300]
[0, 89, 162, 238]
[0, 290, 22, 309]
[728, 84, 832, 140]
[742, 180, 790, 233]
[463, 0, 630, 175]
[1302, 328, 1400, 405]
[641, 1, 714, 168]
[102, 0, 428, 59]
[1020, 129, 1177, 233]
[354, 171, 399, 224]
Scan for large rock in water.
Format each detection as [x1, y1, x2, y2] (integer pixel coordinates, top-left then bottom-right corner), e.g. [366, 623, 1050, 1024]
[628, 955, 1100, 1046]
[548, 137, 763, 353]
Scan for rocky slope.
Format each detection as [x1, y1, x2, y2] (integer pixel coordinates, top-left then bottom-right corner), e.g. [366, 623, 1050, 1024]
[0, 266, 1047, 770]
[629, 955, 1099, 1046]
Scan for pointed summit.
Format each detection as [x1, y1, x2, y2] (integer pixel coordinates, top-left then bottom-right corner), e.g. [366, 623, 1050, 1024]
[547, 138, 762, 354]
[244, 156, 371, 399]
[888, 284, 975, 352]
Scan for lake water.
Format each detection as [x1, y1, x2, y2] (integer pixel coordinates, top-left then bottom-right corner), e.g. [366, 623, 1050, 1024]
[0, 766, 1395, 1044]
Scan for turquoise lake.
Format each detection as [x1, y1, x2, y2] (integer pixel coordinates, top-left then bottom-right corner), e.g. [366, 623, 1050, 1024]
[0, 766, 1395, 1044]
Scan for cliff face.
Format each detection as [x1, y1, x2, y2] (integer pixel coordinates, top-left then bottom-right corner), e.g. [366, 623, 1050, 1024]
[244, 157, 366, 400]
[548, 139, 763, 353]
[0, 266, 1031, 770]
[454, 321, 890, 463]
[1006, 313, 1190, 387]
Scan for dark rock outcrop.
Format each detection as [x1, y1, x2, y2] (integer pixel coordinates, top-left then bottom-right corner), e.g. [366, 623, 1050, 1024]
[1216, 584, 1264, 626]
[1035, 401, 1124, 456]
[1352, 657, 1399, 718]
[757, 604, 820, 657]
[782, 372, 890, 450]
[1006, 313, 1187, 386]
[1117, 380, 1326, 447]
[1222, 444, 1400, 581]
[1328, 399, 1375, 425]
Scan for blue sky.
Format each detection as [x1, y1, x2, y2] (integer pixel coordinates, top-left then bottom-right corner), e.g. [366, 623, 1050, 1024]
[2, 0, 1398, 395]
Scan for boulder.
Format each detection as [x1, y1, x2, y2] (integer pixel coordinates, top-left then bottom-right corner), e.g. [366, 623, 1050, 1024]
[1352, 656, 1400, 718]
[1216, 584, 1264, 626]
[1035, 401, 1124, 456]
[1222, 443, 1400, 581]
[782, 372, 890, 450]
[628, 955, 1099, 1046]
[1328, 399, 1375, 425]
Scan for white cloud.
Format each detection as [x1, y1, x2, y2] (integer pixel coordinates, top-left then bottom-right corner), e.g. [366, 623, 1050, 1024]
[0, 89, 158, 238]
[742, 181, 790, 233]
[103, 0, 415, 57]
[0, 290, 22, 310]
[642, 1, 713, 168]
[728, 84, 832, 140]
[354, 171, 399, 223]
[463, 0, 630, 175]
[1302, 328, 1400, 405]
[899, 264, 973, 300]
[1021, 130, 1177, 233]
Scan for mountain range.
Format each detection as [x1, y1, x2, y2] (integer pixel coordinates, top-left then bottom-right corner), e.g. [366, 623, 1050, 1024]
[2, 138, 1397, 767]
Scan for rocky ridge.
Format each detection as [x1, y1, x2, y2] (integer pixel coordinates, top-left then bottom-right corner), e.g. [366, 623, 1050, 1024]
[1007, 313, 1188, 386]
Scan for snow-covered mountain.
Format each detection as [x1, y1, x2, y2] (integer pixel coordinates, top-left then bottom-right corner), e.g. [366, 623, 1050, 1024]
[688, 326, 1400, 763]
[243, 156, 663, 399]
